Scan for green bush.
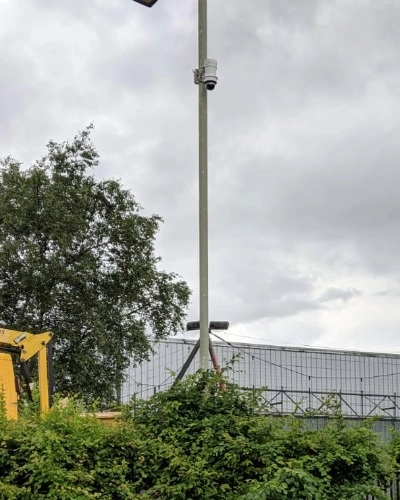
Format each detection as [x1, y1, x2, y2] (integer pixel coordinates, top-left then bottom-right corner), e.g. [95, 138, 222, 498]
[0, 371, 396, 499]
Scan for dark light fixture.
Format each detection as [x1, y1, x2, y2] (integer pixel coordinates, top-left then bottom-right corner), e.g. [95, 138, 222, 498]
[209, 321, 229, 331]
[186, 321, 229, 332]
[131, 0, 159, 7]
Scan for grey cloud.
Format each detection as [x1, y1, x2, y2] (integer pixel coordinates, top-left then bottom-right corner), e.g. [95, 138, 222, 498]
[318, 287, 361, 303]
[1, 0, 400, 341]
[207, 249, 362, 324]
[208, 256, 319, 323]
[210, 288, 320, 324]
[376, 290, 400, 297]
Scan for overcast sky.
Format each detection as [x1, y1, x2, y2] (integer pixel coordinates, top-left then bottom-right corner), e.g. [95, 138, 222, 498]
[1, 0, 400, 352]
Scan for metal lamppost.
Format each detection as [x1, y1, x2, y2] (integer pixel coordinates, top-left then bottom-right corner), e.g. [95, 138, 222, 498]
[131, 0, 217, 369]
[171, 321, 229, 382]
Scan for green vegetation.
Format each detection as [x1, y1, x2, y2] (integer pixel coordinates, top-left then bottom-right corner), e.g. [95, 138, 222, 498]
[0, 371, 397, 499]
[0, 126, 190, 404]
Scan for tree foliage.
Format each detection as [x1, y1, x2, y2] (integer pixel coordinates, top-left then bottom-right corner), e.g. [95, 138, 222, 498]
[127, 371, 395, 499]
[0, 373, 396, 499]
[0, 126, 190, 403]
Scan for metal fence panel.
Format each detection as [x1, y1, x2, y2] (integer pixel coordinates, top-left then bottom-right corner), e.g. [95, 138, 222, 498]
[123, 339, 400, 419]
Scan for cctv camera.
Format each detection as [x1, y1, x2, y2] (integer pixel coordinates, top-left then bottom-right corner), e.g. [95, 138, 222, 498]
[203, 59, 218, 91]
[205, 80, 217, 91]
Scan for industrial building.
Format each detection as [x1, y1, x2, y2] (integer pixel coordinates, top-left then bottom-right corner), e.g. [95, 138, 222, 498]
[122, 338, 400, 420]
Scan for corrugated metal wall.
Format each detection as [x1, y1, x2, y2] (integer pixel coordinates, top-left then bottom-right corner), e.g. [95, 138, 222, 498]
[123, 338, 400, 419]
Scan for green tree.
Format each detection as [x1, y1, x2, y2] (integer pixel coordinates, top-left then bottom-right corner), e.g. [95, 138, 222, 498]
[0, 126, 190, 404]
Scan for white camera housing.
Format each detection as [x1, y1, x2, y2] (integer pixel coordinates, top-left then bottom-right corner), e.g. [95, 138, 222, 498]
[202, 59, 218, 91]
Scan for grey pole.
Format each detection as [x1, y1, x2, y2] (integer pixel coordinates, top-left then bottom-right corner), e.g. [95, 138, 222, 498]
[198, 0, 209, 369]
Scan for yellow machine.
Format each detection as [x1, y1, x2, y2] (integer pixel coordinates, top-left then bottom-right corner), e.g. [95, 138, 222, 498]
[0, 327, 52, 419]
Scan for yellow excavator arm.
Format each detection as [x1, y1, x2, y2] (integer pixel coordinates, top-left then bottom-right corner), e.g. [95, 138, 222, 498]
[0, 328, 52, 419]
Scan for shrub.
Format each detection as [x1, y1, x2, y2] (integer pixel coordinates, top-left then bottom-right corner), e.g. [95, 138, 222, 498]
[0, 371, 395, 499]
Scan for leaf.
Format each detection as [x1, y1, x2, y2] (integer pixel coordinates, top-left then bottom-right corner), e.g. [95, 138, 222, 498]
[0, 127, 191, 405]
